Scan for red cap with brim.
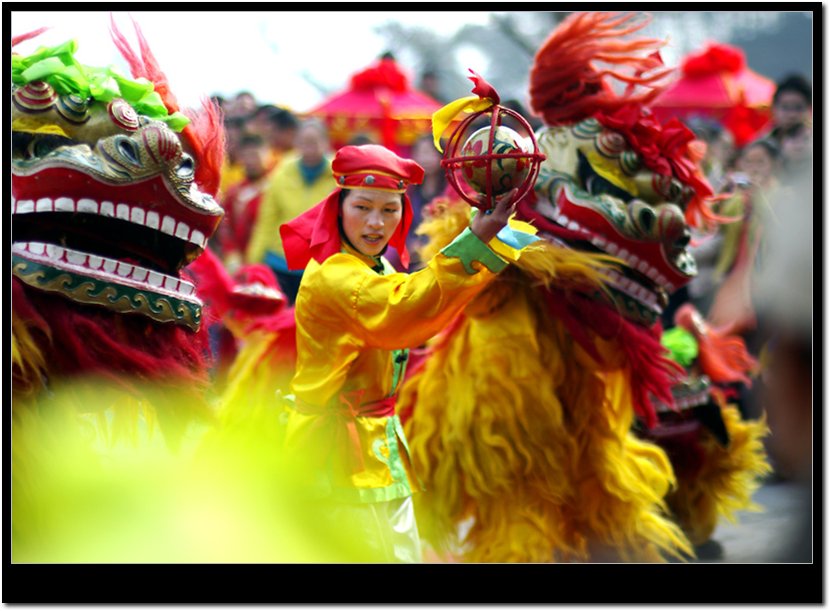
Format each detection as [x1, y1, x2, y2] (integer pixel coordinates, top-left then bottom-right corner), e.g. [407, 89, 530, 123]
[280, 145, 424, 271]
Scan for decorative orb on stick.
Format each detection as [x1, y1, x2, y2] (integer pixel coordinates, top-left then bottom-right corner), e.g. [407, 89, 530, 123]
[432, 70, 546, 212]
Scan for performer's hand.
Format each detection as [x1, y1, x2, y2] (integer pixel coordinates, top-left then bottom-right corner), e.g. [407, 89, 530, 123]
[470, 188, 519, 244]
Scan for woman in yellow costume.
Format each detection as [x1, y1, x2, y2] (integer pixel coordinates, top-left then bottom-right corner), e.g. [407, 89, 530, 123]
[274, 143, 539, 562]
[398, 11, 769, 563]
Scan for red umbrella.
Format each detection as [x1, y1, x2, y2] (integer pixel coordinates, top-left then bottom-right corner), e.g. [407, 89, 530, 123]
[650, 43, 776, 147]
[305, 55, 442, 155]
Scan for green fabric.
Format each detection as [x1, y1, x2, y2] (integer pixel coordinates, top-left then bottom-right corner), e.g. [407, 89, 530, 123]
[12, 39, 189, 131]
[389, 349, 409, 396]
[661, 327, 699, 367]
[441, 227, 508, 275]
[329, 416, 415, 504]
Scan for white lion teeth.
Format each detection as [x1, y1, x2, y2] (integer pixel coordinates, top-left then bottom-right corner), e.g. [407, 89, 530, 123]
[13, 241, 199, 301]
[54, 197, 75, 212]
[161, 215, 176, 236]
[147, 271, 164, 287]
[116, 262, 133, 277]
[29, 242, 46, 255]
[12, 197, 210, 247]
[190, 229, 206, 248]
[77, 198, 98, 214]
[16, 199, 35, 213]
[175, 221, 191, 240]
[66, 251, 87, 265]
[145, 211, 160, 230]
[46, 243, 63, 259]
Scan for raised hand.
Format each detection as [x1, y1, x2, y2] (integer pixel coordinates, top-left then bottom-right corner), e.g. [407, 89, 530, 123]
[469, 188, 519, 244]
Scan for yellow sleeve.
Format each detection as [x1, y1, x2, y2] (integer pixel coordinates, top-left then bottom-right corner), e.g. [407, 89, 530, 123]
[298, 228, 508, 350]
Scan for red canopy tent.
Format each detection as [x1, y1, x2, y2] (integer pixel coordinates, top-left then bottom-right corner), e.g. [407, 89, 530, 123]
[305, 55, 443, 156]
[650, 43, 776, 147]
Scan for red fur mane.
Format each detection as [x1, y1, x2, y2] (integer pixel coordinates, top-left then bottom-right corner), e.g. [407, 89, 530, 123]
[109, 15, 224, 196]
[529, 12, 674, 126]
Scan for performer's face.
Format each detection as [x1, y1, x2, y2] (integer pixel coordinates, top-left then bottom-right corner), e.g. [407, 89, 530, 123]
[341, 188, 403, 257]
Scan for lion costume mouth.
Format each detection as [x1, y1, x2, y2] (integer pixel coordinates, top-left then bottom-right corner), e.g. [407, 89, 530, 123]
[12, 79, 223, 330]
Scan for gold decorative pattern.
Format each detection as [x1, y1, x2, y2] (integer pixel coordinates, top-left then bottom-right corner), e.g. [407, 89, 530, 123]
[13, 256, 201, 331]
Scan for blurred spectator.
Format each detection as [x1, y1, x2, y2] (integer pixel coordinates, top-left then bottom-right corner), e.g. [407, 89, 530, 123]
[219, 114, 249, 196]
[249, 105, 300, 172]
[224, 90, 258, 120]
[779, 121, 813, 180]
[214, 133, 275, 273]
[419, 68, 448, 104]
[764, 73, 812, 146]
[709, 138, 783, 331]
[707, 138, 785, 419]
[752, 144, 812, 561]
[246, 118, 334, 304]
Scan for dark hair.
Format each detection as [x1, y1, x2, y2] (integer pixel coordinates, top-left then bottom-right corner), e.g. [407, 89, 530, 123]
[773, 74, 812, 106]
[743, 137, 781, 161]
[238, 133, 266, 148]
[224, 115, 247, 129]
[255, 105, 300, 130]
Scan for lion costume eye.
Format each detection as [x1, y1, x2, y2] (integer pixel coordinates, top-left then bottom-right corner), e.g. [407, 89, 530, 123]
[175, 154, 195, 181]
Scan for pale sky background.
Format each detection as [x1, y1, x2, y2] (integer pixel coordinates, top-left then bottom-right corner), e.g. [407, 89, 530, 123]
[10, 10, 498, 112]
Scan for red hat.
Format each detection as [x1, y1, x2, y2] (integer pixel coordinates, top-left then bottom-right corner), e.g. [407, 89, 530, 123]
[280, 144, 424, 271]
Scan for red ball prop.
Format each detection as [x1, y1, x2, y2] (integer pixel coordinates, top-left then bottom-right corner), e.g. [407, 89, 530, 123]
[441, 105, 545, 211]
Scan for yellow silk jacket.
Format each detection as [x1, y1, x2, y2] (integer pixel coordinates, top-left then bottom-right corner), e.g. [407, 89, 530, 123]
[284, 227, 515, 503]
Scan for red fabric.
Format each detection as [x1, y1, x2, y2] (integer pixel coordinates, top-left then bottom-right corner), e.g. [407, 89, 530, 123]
[350, 57, 409, 93]
[281, 145, 423, 271]
[186, 246, 236, 324]
[308, 58, 441, 153]
[721, 101, 774, 148]
[186, 248, 285, 323]
[332, 144, 425, 187]
[218, 178, 266, 256]
[682, 43, 745, 76]
[649, 43, 775, 148]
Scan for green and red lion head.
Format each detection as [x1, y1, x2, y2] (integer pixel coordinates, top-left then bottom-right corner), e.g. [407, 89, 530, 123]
[12, 21, 224, 331]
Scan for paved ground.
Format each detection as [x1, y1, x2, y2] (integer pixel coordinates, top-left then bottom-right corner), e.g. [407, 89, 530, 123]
[693, 477, 814, 563]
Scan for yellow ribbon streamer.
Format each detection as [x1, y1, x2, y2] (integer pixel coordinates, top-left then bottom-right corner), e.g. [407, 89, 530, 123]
[431, 95, 494, 152]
